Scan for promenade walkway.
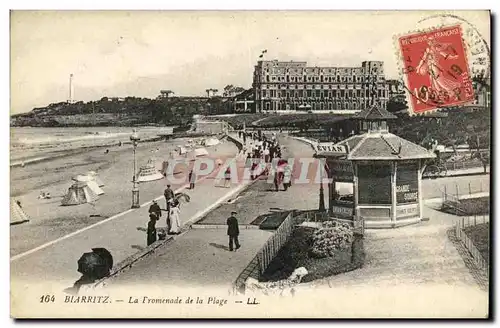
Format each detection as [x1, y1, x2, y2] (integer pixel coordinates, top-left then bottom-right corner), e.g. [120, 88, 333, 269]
[10, 135, 250, 288]
[103, 133, 321, 289]
[10, 137, 238, 256]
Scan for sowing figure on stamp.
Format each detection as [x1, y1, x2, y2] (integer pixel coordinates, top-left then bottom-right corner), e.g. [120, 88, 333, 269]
[416, 37, 462, 97]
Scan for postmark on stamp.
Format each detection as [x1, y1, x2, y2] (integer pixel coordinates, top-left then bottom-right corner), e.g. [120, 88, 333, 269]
[397, 24, 475, 114]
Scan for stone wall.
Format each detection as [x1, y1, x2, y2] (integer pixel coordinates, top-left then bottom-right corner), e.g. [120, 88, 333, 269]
[195, 121, 229, 134]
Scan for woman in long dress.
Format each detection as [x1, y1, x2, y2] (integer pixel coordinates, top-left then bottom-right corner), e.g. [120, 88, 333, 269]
[416, 37, 462, 98]
[169, 202, 181, 234]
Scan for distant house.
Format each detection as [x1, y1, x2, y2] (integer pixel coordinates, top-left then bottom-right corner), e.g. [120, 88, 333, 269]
[233, 88, 255, 113]
[108, 97, 126, 102]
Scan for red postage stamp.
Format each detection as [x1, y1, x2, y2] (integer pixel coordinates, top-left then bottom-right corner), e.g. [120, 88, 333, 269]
[398, 24, 475, 114]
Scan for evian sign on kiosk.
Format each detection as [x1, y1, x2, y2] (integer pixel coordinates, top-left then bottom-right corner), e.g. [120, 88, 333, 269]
[314, 142, 349, 154]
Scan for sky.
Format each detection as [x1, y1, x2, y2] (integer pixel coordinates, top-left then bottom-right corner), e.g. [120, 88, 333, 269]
[10, 10, 490, 114]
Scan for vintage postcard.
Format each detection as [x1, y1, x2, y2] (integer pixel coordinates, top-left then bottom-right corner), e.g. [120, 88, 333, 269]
[10, 10, 491, 318]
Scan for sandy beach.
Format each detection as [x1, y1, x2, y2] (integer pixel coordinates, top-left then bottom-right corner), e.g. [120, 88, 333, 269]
[10, 136, 239, 256]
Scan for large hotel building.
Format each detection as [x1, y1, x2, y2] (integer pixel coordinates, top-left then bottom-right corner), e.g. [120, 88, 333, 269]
[252, 60, 390, 113]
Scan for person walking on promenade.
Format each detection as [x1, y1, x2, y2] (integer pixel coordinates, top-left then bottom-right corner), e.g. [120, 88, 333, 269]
[169, 201, 181, 235]
[263, 147, 270, 163]
[148, 200, 162, 219]
[188, 170, 196, 190]
[164, 185, 175, 230]
[227, 211, 241, 251]
[147, 213, 158, 246]
[224, 166, 232, 188]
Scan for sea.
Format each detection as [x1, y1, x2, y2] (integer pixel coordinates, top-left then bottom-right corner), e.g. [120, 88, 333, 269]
[10, 126, 174, 166]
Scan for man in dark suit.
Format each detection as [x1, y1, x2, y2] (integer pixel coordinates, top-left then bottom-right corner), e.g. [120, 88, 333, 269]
[148, 200, 162, 220]
[226, 211, 240, 251]
[188, 170, 196, 190]
[164, 185, 175, 231]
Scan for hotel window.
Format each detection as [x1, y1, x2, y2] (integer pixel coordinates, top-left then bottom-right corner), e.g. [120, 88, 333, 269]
[328, 102, 333, 110]
[307, 90, 312, 97]
[333, 90, 337, 97]
[348, 90, 353, 98]
[316, 90, 321, 97]
[340, 90, 345, 98]
[299, 90, 304, 97]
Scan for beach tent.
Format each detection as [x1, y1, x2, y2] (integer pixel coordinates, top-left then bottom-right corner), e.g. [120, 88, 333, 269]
[137, 158, 164, 182]
[194, 147, 209, 157]
[186, 147, 209, 160]
[161, 160, 184, 176]
[87, 171, 104, 187]
[61, 181, 99, 206]
[177, 145, 188, 155]
[203, 137, 220, 147]
[72, 175, 105, 195]
[10, 199, 30, 225]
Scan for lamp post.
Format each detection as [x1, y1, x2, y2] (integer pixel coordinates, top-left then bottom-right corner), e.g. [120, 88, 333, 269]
[130, 129, 140, 209]
[319, 160, 326, 212]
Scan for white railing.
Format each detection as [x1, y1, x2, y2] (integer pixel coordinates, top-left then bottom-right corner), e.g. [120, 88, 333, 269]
[444, 160, 485, 171]
[455, 216, 489, 272]
[442, 181, 487, 203]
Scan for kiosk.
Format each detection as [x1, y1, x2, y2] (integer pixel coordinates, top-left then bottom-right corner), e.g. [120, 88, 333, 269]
[314, 105, 436, 228]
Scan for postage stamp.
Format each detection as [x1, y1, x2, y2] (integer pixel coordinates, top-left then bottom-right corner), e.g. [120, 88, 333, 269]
[397, 24, 475, 114]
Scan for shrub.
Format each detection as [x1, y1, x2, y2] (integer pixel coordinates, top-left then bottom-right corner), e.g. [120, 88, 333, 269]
[310, 221, 354, 258]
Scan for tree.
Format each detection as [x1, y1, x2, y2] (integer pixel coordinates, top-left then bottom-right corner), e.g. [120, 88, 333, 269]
[222, 85, 246, 97]
[160, 90, 174, 99]
[223, 85, 234, 97]
[386, 97, 408, 113]
[206, 88, 218, 98]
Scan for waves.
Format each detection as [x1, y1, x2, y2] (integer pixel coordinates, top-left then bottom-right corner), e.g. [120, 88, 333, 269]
[10, 126, 173, 164]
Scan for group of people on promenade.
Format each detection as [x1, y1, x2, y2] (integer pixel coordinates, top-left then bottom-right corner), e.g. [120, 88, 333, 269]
[146, 184, 242, 252]
[145, 130, 282, 247]
[238, 130, 292, 189]
[239, 131, 282, 162]
[146, 184, 182, 246]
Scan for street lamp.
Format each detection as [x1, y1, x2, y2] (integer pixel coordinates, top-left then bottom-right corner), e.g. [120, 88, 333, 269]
[319, 160, 326, 212]
[130, 129, 140, 209]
